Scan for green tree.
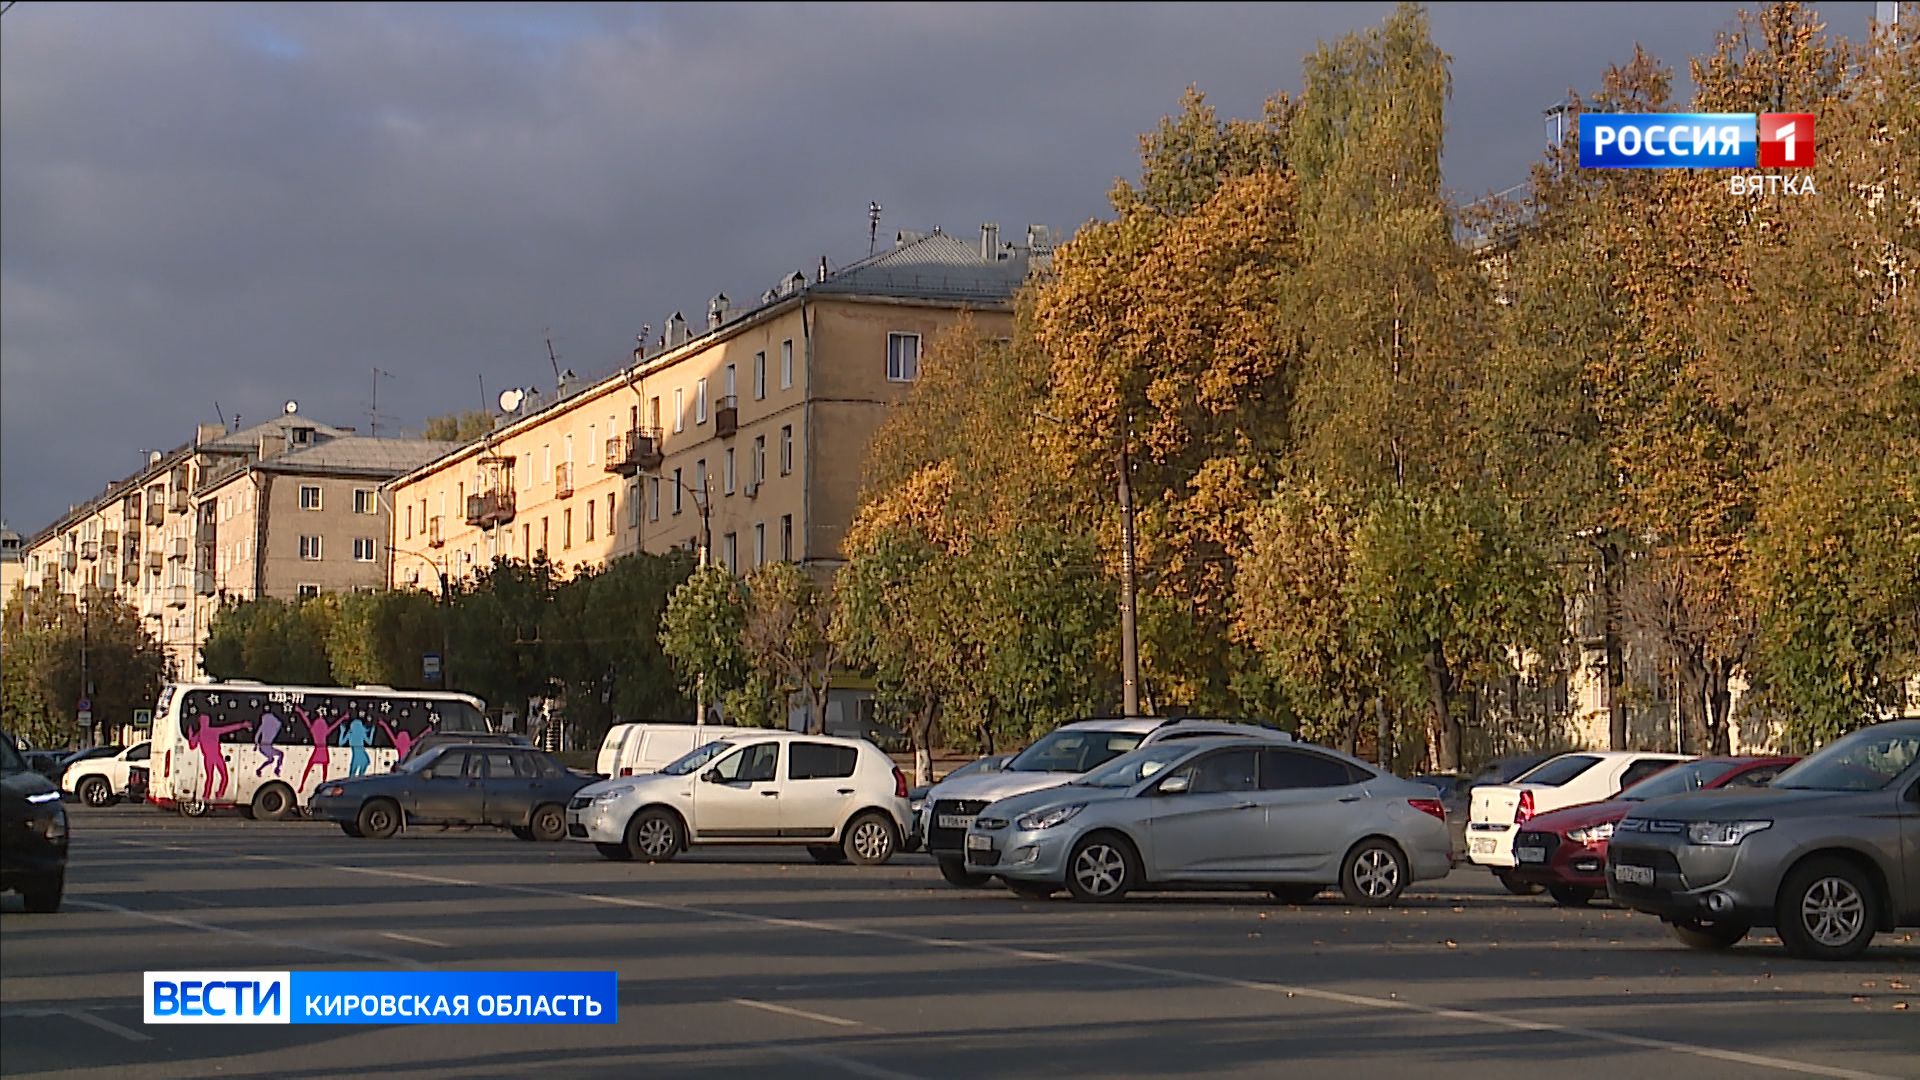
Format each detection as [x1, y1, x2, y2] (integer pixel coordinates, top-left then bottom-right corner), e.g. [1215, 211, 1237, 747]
[544, 552, 695, 744]
[3, 587, 170, 747]
[422, 411, 495, 442]
[446, 556, 560, 724]
[739, 561, 839, 734]
[324, 589, 446, 689]
[659, 564, 750, 723]
[201, 596, 332, 685]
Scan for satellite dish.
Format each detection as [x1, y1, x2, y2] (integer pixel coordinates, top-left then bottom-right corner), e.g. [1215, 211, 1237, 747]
[284, 400, 299, 415]
[498, 389, 524, 413]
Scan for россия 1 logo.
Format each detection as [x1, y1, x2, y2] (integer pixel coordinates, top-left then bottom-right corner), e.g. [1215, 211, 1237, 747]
[1580, 112, 1815, 196]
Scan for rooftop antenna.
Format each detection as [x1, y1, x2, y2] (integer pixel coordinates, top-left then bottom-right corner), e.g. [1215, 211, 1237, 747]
[868, 201, 883, 257]
[214, 401, 227, 431]
[545, 334, 562, 385]
[369, 368, 395, 436]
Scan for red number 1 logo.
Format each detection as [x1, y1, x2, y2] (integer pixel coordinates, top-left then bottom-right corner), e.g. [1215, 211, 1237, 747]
[1758, 113, 1815, 168]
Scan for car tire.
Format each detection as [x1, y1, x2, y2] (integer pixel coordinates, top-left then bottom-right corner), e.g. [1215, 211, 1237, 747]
[510, 826, 535, 841]
[595, 842, 632, 861]
[624, 808, 683, 862]
[1006, 881, 1057, 900]
[528, 804, 567, 843]
[1776, 857, 1878, 961]
[339, 822, 363, 837]
[356, 799, 401, 840]
[1495, 869, 1543, 896]
[939, 858, 992, 888]
[251, 782, 297, 822]
[1066, 832, 1140, 903]
[1548, 884, 1596, 907]
[842, 812, 897, 866]
[1269, 884, 1322, 905]
[21, 873, 63, 914]
[1341, 838, 1409, 907]
[1668, 917, 1750, 951]
[179, 799, 210, 818]
[78, 776, 114, 808]
[808, 844, 848, 865]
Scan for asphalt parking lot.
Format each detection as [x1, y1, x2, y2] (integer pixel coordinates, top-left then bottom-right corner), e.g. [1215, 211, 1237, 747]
[2, 805, 1916, 1080]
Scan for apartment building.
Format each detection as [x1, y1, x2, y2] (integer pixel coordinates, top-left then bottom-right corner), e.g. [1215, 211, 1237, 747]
[384, 225, 1046, 589]
[0, 522, 22, 601]
[20, 412, 457, 681]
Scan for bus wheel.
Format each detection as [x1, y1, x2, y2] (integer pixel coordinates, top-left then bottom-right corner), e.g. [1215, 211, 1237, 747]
[180, 799, 210, 818]
[357, 799, 401, 840]
[251, 783, 297, 821]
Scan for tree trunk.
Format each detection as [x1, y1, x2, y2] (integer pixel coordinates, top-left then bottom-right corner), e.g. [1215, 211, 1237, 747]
[1342, 706, 1360, 758]
[1705, 656, 1735, 755]
[910, 700, 939, 786]
[1423, 644, 1461, 773]
[1600, 541, 1628, 751]
[1675, 648, 1710, 757]
[1374, 696, 1392, 773]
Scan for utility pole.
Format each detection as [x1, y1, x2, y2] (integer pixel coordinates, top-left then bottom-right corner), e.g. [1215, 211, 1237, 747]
[79, 590, 92, 747]
[1117, 423, 1140, 718]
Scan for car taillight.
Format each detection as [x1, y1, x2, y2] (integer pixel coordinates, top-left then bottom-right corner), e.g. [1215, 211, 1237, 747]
[620, 768, 632, 777]
[1516, 790, 1535, 824]
[1409, 798, 1447, 822]
[892, 766, 908, 799]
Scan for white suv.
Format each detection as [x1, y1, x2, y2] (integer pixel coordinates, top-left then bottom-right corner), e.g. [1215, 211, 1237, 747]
[567, 731, 912, 865]
[1467, 750, 1690, 891]
[921, 717, 1295, 887]
[62, 741, 152, 807]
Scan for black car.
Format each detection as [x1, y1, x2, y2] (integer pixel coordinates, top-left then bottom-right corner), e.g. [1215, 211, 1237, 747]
[2, 735, 68, 912]
[309, 744, 593, 841]
[23, 750, 72, 782]
[397, 730, 532, 766]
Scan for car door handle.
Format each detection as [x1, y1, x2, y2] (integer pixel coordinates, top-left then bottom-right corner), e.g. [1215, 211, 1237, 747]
[1233, 802, 1258, 811]
[1338, 795, 1363, 803]
[837, 788, 855, 795]
[761, 791, 780, 797]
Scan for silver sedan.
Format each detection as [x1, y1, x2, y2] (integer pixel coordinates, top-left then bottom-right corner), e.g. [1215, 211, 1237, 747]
[963, 737, 1453, 904]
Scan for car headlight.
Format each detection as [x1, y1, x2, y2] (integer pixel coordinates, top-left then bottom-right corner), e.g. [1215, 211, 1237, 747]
[1015, 804, 1086, 831]
[320, 785, 346, 798]
[593, 788, 628, 804]
[37, 806, 68, 842]
[1568, 822, 1615, 844]
[1686, 820, 1772, 846]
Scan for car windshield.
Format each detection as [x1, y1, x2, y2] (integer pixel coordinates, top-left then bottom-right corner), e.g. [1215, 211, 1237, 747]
[393, 750, 438, 774]
[1515, 754, 1602, 786]
[1619, 759, 1739, 800]
[660, 740, 734, 776]
[1007, 729, 1145, 774]
[943, 754, 1006, 782]
[1772, 727, 1920, 792]
[0, 739, 25, 776]
[1075, 744, 1196, 789]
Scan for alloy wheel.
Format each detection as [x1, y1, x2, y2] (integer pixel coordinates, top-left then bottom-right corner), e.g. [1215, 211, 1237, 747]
[635, 816, 677, 858]
[1800, 875, 1866, 948]
[851, 820, 891, 862]
[1073, 843, 1128, 898]
[1351, 848, 1401, 900]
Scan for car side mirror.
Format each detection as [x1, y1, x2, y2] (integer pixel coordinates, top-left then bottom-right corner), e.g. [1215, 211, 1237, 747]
[702, 768, 723, 784]
[1906, 781, 1920, 806]
[1158, 774, 1191, 796]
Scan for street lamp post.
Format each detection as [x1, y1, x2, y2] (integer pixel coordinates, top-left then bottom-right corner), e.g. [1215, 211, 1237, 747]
[388, 545, 454, 693]
[654, 469, 715, 724]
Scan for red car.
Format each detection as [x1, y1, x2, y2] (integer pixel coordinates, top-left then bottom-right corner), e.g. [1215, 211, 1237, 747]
[1510, 755, 1799, 906]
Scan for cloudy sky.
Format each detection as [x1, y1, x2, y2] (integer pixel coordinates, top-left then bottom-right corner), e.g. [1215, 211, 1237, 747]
[1, 1, 1879, 536]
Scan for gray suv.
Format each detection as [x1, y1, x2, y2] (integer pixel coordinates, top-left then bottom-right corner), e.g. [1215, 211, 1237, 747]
[1606, 719, 1920, 960]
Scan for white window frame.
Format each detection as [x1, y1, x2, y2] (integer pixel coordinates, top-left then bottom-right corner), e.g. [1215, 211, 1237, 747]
[299, 485, 322, 510]
[587, 424, 597, 465]
[353, 488, 376, 515]
[352, 537, 377, 562]
[650, 477, 661, 521]
[696, 378, 709, 424]
[754, 522, 765, 568]
[721, 532, 737, 574]
[673, 388, 685, 433]
[887, 332, 921, 382]
[724, 448, 736, 495]
[754, 351, 766, 400]
[780, 425, 793, 475]
[781, 339, 794, 389]
[672, 469, 683, 516]
[299, 535, 322, 561]
[297, 583, 320, 599]
[725, 363, 737, 400]
[753, 435, 766, 484]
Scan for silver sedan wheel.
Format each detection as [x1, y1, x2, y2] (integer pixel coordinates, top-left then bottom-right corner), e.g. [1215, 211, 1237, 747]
[850, 819, 892, 862]
[1800, 875, 1866, 948]
[1351, 848, 1401, 900]
[635, 816, 677, 858]
[1073, 843, 1128, 898]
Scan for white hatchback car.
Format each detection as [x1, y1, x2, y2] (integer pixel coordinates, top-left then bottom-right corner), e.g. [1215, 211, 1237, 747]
[568, 731, 912, 865]
[61, 741, 152, 807]
[1467, 750, 1690, 892]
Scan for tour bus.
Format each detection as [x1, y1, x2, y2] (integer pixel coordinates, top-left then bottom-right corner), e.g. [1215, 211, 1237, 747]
[147, 682, 491, 819]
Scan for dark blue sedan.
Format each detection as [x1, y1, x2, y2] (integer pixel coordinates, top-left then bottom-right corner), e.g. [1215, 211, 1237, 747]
[309, 744, 594, 842]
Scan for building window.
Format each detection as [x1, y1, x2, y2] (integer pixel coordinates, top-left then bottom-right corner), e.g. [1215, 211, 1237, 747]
[725, 363, 737, 401]
[721, 532, 737, 573]
[781, 339, 794, 389]
[352, 538, 376, 562]
[650, 396, 662, 430]
[299, 535, 322, 560]
[608, 492, 616, 535]
[419, 499, 428, 530]
[564, 433, 574, 469]
[724, 448, 736, 495]
[696, 378, 709, 424]
[404, 504, 413, 539]
[586, 499, 596, 542]
[780, 425, 793, 475]
[672, 469, 683, 515]
[565, 508, 575, 549]
[754, 522, 765, 568]
[543, 444, 552, 482]
[694, 459, 707, 503]
[523, 523, 531, 557]
[753, 435, 766, 485]
[297, 584, 320, 599]
[672, 389, 684, 433]
[540, 517, 550, 555]
[650, 477, 661, 522]
[888, 332, 921, 381]
[587, 424, 597, 465]
[353, 489, 376, 514]
[781, 515, 793, 562]
[754, 351, 766, 400]
[299, 485, 322, 510]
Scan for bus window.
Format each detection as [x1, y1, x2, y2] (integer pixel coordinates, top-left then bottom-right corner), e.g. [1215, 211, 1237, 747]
[442, 701, 488, 732]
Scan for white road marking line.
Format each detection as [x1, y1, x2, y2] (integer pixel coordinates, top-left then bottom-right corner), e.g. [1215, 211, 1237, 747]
[65, 898, 423, 969]
[762, 1042, 930, 1080]
[62, 1009, 153, 1043]
[108, 839, 1899, 1080]
[380, 931, 452, 948]
[729, 997, 865, 1028]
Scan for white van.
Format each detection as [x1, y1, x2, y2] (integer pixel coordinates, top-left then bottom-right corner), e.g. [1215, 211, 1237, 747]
[597, 724, 741, 778]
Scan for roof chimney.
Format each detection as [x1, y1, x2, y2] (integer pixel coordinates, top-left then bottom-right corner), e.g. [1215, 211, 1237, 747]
[196, 423, 225, 446]
[708, 293, 730, 329]
[818, 256, 829, 282]
[666, 312, 687, 347]
[981, 223, 999, 260]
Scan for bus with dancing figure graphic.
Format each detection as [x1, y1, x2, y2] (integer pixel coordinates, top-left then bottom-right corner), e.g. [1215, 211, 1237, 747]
[147, 683, 491, 819]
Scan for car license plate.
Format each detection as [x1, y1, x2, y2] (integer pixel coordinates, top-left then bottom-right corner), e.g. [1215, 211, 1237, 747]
[1469, 838, 1495, 855]
[1516, 845, 1546, 864]
[938, 815, 976, 830]
[1614, 864, 1654, 886]
[965, 833, 992, 851]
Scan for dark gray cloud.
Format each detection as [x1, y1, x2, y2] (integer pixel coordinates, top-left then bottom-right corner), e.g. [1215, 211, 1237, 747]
[1, 1, 1878, 534]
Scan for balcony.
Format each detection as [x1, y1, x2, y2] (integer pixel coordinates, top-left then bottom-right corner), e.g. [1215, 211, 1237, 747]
[145, 498, 165, 526]
[605, 428, 665, 476]
[40, 571, 60, 592]
[464, 489, 516, 528]
[121, 558, 141, 585]
[80, 540, 99, 562]
[103, 530, 119, 553]
[554, 462, 574, 499]
[197, 518, 218, 544]
[427, 516, 444, 548]
[60, 551, 77, 572]
[146, 552, 163, 574]
[167, 585, 189, 608]
[168, 490, 189, 514]
[167, 537, 190, 561]
[194, 570, 218, 596]
[715, 395, 739, 438]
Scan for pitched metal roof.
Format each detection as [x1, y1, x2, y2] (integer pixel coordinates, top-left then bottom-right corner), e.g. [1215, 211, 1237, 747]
[256, 437, 466, 477]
